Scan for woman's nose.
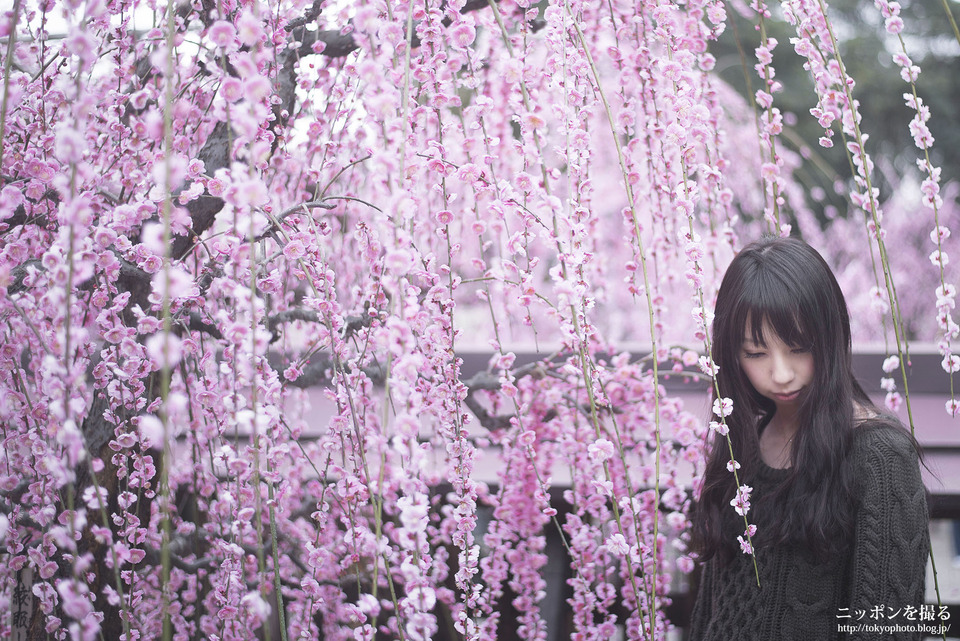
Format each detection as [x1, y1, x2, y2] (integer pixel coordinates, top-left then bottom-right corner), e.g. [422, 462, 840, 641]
[771, 355, 794, 385]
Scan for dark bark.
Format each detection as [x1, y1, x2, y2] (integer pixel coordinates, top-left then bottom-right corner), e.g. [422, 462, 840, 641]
[170, 122, 230, 260]
[292, 27, 361, 58]
[7, 257, 41, 295]
[284, 0, 327, 32]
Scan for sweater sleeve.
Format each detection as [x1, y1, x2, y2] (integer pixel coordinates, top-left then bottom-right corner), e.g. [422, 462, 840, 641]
[688, 560, 714, 640]
[848, 425, 929, 641]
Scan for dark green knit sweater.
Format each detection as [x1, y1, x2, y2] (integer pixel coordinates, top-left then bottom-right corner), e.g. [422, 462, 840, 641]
[689, 423, 930, 640]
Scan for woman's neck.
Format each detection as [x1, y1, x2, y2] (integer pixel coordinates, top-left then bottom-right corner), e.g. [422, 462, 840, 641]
[759, 411, 801, 469]
[768, 408, 800, 439]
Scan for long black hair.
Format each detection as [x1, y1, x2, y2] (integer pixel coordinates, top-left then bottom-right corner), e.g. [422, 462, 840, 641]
[693, 236, 876, 562]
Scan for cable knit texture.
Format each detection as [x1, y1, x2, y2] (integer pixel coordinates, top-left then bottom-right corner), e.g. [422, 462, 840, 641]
[689, 422, 929, 640]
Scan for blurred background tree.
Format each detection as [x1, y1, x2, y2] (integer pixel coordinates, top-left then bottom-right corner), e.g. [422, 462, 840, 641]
[711, 0, 960, 227]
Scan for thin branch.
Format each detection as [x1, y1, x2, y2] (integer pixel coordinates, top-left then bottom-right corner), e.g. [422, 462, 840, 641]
[266, 308, 321, 335]
[287, 0, 544, 60]
[253, 200, 336, 242]
[143, 546, 214, 572]
[284, 0, 327, 32]
[182, 311, 222, 340]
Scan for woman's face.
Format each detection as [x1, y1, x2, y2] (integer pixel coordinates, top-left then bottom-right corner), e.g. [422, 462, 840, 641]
[738, 319, 814, 415]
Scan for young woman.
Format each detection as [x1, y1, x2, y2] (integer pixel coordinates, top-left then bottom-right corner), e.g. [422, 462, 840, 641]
[689, 236, 930, 640]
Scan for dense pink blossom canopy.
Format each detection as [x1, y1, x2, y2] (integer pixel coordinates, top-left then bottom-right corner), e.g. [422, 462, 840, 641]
[0, 0, 956, 639]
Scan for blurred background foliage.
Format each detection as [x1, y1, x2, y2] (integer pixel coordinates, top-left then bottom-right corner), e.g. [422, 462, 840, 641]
[711, 0, 960, 228]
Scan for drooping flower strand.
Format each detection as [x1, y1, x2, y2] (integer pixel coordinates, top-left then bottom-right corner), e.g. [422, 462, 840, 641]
[867, 0, 957, 617]
[556, 0, 672, 619]
[783, 0, 915, 416]
[809, 0, 917, 416]
[244, 9, 298, 635]
[155, 0, 193, 633]
[778, 0, 892, 363]
[939, 0, 960, 48]
[433, 7, 577, 637]
[673, 0, 762, 570]
[411, 52, 487, 641]
[749, 0, 788, 234]
[636, 0, 761, 578]
[687, 233, 760, 575]
[689, 6, 743, 268]
[561, 9, 668, 636]
[875, 0, 958, 413]
[0, 0, 22, 178]
[685, 53, 762, 580]
[671, 151, 759, 567]
[490, 7, 671, 637]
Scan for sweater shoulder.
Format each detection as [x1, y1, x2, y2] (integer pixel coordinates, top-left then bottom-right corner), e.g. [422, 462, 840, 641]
[848, 418, 925, 505]
[850, 418, 918, 463]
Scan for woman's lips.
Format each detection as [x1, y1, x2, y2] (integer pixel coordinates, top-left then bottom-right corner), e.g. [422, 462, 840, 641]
[773, 390, 802, 402]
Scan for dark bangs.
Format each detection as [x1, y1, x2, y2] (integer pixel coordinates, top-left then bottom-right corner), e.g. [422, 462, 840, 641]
[737, 269, 814, 351]
[726, 237, 849, 363]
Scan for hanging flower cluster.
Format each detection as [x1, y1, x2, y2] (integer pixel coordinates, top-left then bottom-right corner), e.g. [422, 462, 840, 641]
[783, 0, 912, 414]
[872, 0, 959, 413]
[748, 0, 790, 233]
